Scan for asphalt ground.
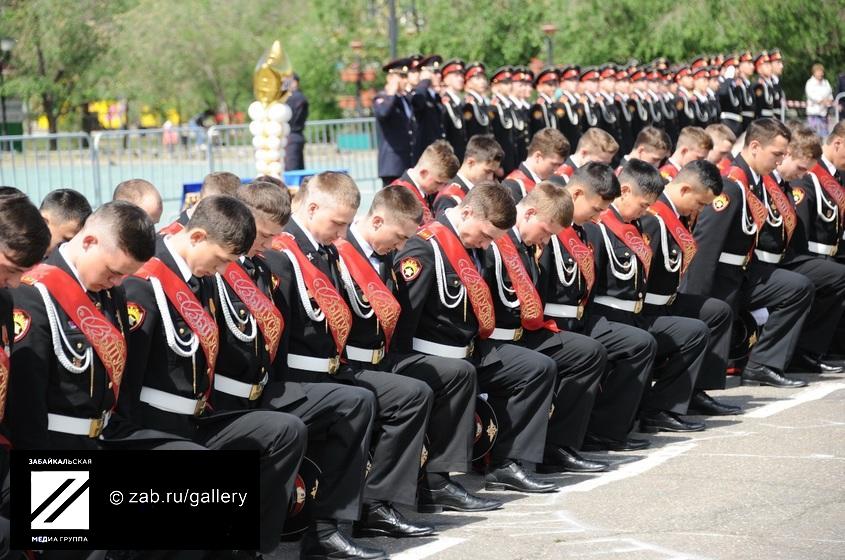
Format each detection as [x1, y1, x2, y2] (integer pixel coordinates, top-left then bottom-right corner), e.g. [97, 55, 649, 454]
[271, 370, 845, 559]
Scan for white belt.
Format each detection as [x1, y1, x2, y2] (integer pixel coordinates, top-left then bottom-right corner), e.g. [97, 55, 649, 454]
[47, 412, 109, 438]
[287, 353, 340, 374]
[489, 327, 524, 341]
[761, 109, 774, 117]
[720, 112, 742, 122]
[644, 292, 676, 306]
[718, 252, 749, 266]
[140, 386, 207, 416]
[808, 241, 837, 256]
[345, 344, 385, 364]
[412, 337, 473, 359]
[754, 249, 783, 263]
[594, 295, 643, 314]
[214, 373, 268, 400]
[543, 302, 584, 319]
[741, 111, 755, 117]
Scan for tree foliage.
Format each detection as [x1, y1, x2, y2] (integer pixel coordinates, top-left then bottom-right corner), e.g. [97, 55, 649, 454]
[0, 0, 843, 128]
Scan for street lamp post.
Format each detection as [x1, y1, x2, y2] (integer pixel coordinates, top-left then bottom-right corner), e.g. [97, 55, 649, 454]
[351, 41, 364, 118]
[0, 37, 14, 151]
[541, 24, 556, 66]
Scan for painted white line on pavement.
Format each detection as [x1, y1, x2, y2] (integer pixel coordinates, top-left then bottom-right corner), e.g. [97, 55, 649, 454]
[693, 452, 843, 460]
[391, 537, 465, 560]
[744, 383, 845, 419]
[557, 537, 709, 559]
[551, 441, 697, 501]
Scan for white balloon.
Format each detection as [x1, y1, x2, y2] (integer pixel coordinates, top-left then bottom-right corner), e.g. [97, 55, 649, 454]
[280, 123, 291, 137]
[265, 120, 282, 137]
[247, 101, 266, 121]
[255, 161, 269, 175]
[279, 137, 288, 148]
[249, 120, 263, 137]
[251, 136, 264, 149]
[267, 102, 285, 123]
[265, 135, 281, 150]
[278, 103, 292, 122]
[267, 161, 283, 176]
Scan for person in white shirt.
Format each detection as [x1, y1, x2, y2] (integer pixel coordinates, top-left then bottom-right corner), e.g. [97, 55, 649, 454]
[805, 63, 833, 137]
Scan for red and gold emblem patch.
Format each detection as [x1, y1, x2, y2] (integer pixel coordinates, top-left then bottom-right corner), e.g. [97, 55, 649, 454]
[126, 302, 145, 332]
[791, 187, 805, 205]
[12, 309, 30, 343]
[642, 233, 651, 245]
[400, 257, 422, 281]
[271, 273, 281, 292]
[712, 193, 730, 212]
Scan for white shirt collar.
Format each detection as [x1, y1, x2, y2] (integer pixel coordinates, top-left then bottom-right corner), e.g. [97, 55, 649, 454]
[350, 223, 376, 264]
[522, 162, 541, 183]
[821, 155, 837, 176]
[57, 244, 86, 290]
[291, 215, 320, 252]
[668, 157, 681, 170]
[456, 172, 474, 190]
[772, 170, 783, 183]
[162, 235, 193, 282]
[511, 226, 523, 244]
[444, 208, 461, 235]
[406, 169, 427, 198]
[664, 193, 680, 217]
[748, 165, 761, 187]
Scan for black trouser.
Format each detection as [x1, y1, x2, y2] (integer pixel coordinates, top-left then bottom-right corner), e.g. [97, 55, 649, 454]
[345, 364, 433, 507]
[388, 352, 476, 474]
[555, 314, 656, 440]
[477, 341, 556, 464]
[521, 329, 606, 449]
[592, 306, 708, 415]
[703, 262, 814, 371]
[278, 380, 375, 522]
[782, 257, 845, 356]
[645, 293, 733, 391]
[284, 133, 305, 170]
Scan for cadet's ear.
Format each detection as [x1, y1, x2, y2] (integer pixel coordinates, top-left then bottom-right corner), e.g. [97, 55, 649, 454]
[188, 228, 208, 245]
[81, 234, 98, 251]
[371, 214, 385, 230]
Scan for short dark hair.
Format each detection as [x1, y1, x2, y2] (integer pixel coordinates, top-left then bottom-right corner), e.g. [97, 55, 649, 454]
[633, 126, 672, 153]
[675, 160, 724, 195]
[569, 162, 620, 201]
[0, 193, 51, 266]
[90, 201, 157, 262]
[237, 181, 292, 227]
[618, 159, 665, 197]
[745, 118, 791, 147]
[372, 186, 424, 225]
[460, 181, 516, 229]
[254, 175, 286, 189]
[39, 188, 92, 226]
[200, 171, 241, 198]
[464, 134, 504, 164]
[186, 195, 256, 255]
[527, 128, 570, 159]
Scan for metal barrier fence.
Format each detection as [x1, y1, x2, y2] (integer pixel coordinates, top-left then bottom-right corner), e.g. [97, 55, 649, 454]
[0, 118, 379, 221]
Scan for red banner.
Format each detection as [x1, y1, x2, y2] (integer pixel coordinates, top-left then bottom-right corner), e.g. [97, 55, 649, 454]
[221, 262, 284, 362]
[599, 209, 653, 277]
[649, 200, 698, 275]
[494, 235, 558, 332]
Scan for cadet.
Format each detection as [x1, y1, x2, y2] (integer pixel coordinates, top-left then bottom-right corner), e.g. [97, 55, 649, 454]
[640, 161, 741, 416]
[753, 52, 776, 119]
[558, 65, 584, 148]
[781, 124, 845, 372]
[411, 54, 446, 163]
[596, 64, 623, 155]
[550, 127, 619, 185]
[539, 164, 656, 451]
[683, 118, 814, 388]
[374, 58, 417, 186]
[113, 178, 164, 224]
[659, 127, 713, 180]
[395, 183, 558, 507]
[117, 197, 309, 557]
[482, 181, 609, 473]
[489, 66, 517, 174]
[509, 67, 533, 166]
[169, 171, 243, 228]
[431, 134, 502, 215]
[529, 67, 560, 138]
[717, 55, 744, 137]
[463, 62, 492, 140]
[440, 59, 468, 161]
[735, 51, 758, 133]
[585, 160, 709, 433]
[769, 49, 785, 114]
[503, 127, 570, 203]
[391, 139, 460, 223]
[704, 123, 738, 173]
[618, 126, 672, 170]
[39, 188, 92, 256]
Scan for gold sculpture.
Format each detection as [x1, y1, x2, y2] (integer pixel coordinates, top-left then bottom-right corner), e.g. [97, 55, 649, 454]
[253, 40, 294, 105]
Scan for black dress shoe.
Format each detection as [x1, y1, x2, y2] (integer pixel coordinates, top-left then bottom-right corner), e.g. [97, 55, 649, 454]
[687, 391, 743, 416]
[485, 461, 558, 492]
[537, 446, 609, 473]
[354, 503, 435, 538]
[788, 351, 844, 373]
[741, 364, 807, 388]
[300, 529, 388, 560]
[639, 410, 705, 433]
[418, 480, 503, 513]
[581, 433, 651, 452]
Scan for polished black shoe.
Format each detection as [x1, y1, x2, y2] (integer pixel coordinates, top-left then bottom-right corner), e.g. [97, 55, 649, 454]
[788, 351, 844, 374]
[741, 365, 808, 388]
[581, 433, 651, 452]
[300, 529, 388, 560]
[687, 390, 743, 416]
[485, 461, 558, 492]
[537, 446, 609, 473]
[354, 502, 435, 538]
[640, 410, 705, 433]
[418, 480, 503, 513]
